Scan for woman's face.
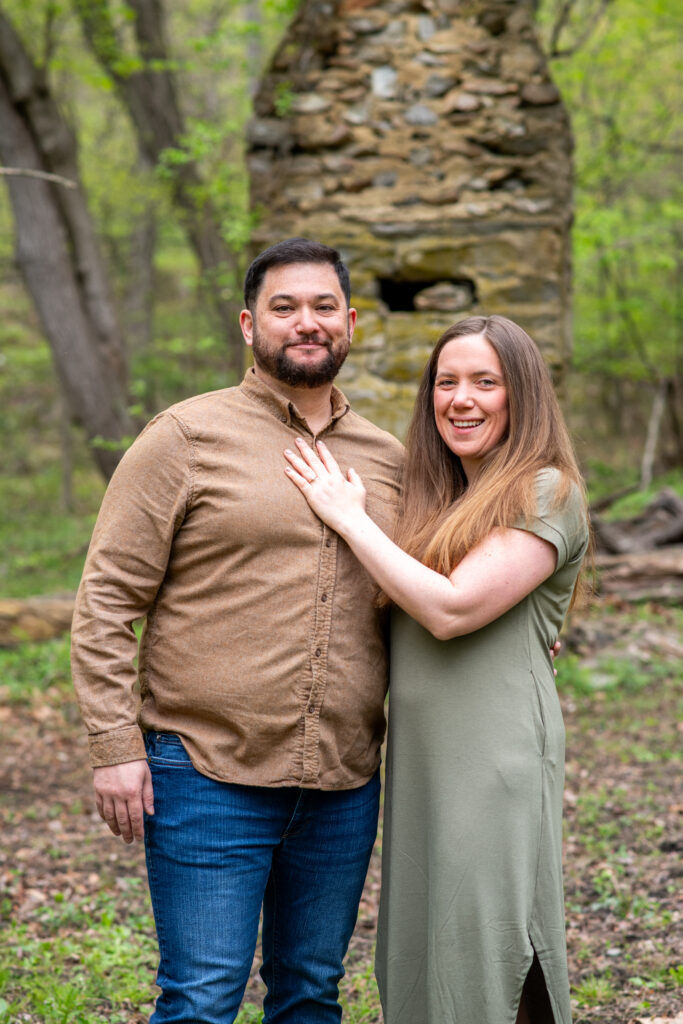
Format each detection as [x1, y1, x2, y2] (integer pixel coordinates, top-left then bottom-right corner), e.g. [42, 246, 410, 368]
[432, 333, 509, 480]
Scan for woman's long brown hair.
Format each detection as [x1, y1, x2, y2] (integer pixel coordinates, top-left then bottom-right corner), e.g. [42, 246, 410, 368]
[393, 315, 588, 581]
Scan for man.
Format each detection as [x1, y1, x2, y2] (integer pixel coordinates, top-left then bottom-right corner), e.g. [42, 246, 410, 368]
[71, 238, 404, 1024]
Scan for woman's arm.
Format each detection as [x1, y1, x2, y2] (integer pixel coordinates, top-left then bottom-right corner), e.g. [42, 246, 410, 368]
[285, 439, 556, 640]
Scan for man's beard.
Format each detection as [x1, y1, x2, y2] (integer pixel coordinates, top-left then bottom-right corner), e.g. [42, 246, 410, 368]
[251, 327, 350, 387]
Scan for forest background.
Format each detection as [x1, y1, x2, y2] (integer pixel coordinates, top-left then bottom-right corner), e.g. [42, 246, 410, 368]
[0, 1, 681, 1022]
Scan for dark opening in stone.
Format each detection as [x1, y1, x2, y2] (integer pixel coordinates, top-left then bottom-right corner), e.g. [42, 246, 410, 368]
[378, 277, 477, 313]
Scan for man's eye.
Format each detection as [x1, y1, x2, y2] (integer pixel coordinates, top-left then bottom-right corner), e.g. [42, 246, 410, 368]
[273, 305, 293, 313]
[317, 304, 335, 312]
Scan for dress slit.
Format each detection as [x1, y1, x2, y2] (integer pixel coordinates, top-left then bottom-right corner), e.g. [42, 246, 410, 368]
[520, 947, 556, 1024]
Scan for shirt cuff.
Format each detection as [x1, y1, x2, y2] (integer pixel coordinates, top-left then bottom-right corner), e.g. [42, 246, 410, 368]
[88, 725, 147, 767]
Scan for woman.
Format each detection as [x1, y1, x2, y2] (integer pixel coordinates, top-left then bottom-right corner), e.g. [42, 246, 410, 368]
[284, 315, 589, 1024]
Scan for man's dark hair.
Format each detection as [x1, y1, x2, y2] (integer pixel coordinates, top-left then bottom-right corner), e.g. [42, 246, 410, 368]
[243, 238, 351, 310]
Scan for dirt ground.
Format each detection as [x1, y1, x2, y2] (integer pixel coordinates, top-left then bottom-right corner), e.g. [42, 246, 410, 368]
[1, 597, 681, 1023]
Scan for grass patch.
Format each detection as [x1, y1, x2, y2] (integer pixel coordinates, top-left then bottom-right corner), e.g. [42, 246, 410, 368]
[572, 972, 617, 1006]
[235, 1005, 263, 1023]
[603, 469, 683, 520]
[0, 466, 103, 599]
[0, 888, 157, 1024]
[557, 651, 677, 698]
[556, 653, 594, 695]
[0, 634, 72, 704]
[583, 464, 683, 512]
[340, 960, 382, 1022]
[0, 883, 377, 1024]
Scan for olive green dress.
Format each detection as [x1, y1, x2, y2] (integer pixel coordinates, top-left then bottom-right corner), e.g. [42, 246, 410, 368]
[376, 470, 588, 1024]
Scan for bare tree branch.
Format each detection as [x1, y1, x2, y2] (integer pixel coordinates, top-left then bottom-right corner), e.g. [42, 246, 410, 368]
[0, 165, 77, 187]
[549, 0, 615, 58]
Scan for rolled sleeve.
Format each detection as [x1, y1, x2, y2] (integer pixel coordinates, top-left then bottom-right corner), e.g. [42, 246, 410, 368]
[518, 468, 588, 572]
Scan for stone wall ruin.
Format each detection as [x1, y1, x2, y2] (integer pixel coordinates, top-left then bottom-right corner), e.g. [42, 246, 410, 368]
[248, 0, 573, 436]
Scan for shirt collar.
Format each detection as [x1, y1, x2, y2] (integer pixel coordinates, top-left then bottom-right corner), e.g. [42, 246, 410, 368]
[239, 367, 350, 431]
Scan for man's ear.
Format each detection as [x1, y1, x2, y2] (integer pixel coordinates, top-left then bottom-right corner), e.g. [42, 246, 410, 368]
[240, 309, 254, 347]
[348, 307, 357, 342]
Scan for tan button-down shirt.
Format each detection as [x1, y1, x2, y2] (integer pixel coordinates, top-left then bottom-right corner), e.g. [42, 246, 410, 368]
[71, 370, 404, 789]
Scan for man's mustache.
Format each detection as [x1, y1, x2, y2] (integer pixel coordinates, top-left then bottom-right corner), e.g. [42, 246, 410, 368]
[285, 337, 330, 349]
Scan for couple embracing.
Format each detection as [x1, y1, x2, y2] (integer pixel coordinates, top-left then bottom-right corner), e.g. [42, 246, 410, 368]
[72, 237, 589, 1024]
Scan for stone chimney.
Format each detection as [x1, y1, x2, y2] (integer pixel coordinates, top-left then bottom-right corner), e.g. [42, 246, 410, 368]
[248, 0, 572, 436]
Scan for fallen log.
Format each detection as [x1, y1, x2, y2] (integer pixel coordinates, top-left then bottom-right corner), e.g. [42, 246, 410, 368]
[0, 593, 75, 647]
[596, 546, 683, 603]
[592, 488, 683, 554]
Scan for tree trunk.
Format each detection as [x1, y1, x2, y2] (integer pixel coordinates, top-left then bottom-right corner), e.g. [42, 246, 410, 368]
[640, 378, 667, 490]
[124, 155, 157, 357]
[74, 0, 245, 376]
[245, 0, 263, 98]
[0, 10, 134, 480]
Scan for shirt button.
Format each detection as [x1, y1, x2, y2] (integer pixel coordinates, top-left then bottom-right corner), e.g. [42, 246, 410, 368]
[315, 648, 321, 657]
[326, 538, 332, 548]
[307, 704, 315, 714]
[321, 593, 327, 602]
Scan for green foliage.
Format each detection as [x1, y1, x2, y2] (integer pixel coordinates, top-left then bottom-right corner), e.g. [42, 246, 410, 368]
[0, 889, 157, 1023]
[274, 79, 295, 116]
[0, 445, 103, 597]
[601, 469, 683, 519]
[572, 972, 617, 1005]
[0, 480, 100, 598]
[538, 0, 682, 383]
[583, 463, 683, 510]
[339, 962, 382, 1021]
[588, 864, 665, 922]
[556, 649, 675, 698]
[235, 1005, 264, 1024]
[667, 964, 683, 987]
[555, 654, 594, 695]
[0, 0, 296, 438]
[0, 635, 72, 703]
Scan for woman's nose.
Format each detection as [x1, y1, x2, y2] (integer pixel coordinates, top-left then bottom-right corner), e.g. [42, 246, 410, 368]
[450, 386, 474, 407]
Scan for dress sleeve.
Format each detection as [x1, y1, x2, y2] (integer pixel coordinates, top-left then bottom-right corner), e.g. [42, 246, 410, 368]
[517, 467, 589, 571]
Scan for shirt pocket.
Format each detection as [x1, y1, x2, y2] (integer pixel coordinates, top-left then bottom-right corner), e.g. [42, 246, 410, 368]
[365, 489, 401, 538]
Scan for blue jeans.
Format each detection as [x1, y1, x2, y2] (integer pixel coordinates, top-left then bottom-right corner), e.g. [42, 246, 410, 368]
[144, 732, 380, 1024]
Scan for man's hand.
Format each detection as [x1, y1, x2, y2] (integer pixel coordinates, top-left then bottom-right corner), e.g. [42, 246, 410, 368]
[93, 760, 154, 843]
[551, 639, 562, 677]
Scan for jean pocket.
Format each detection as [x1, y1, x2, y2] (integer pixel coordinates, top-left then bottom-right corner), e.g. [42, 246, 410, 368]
[145, 732, 194, 768]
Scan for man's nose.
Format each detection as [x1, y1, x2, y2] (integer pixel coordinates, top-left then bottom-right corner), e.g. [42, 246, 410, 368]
[295, 305, 318, 333]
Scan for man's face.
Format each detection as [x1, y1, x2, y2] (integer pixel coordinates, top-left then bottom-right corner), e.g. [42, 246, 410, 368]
[240, 263, 356, 388]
